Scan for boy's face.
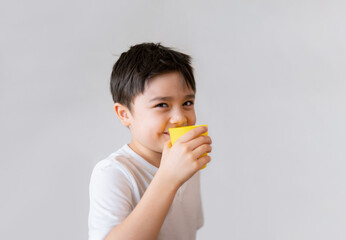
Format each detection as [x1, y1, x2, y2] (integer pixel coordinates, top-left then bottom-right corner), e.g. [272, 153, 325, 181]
[119, 71, 196, 164]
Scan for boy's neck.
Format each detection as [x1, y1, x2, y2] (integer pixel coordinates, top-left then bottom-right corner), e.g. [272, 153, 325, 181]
[128, 142, 162, 168]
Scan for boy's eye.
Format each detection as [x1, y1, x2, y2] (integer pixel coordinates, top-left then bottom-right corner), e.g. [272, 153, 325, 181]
[155, 103, 168, 108]
[183, 101, 194, 106]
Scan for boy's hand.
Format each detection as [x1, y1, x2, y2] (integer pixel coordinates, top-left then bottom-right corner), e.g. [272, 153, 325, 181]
[159, 126, 212, 188]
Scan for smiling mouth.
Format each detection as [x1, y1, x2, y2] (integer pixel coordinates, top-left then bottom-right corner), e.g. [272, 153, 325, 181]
[163, 132, 170, 136]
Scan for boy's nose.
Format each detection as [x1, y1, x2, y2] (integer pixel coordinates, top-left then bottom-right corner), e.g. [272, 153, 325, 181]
[169, 110, 187, 126]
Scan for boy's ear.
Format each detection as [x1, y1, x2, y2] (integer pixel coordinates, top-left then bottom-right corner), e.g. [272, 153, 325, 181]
[114, 103, 131, 127]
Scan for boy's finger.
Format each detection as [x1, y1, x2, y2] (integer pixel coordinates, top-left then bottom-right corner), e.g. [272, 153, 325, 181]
[193, 143, 212, 159]
[177, 126, 208, 143]
[196, 155, 211, 170]
[188, 135, 212, 150]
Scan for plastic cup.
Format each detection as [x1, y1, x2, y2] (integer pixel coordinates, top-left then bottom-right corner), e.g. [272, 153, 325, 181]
[168, 125, 208, 169]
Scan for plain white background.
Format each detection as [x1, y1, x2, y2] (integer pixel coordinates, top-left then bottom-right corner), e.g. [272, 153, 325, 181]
[1, 0, 345, 239]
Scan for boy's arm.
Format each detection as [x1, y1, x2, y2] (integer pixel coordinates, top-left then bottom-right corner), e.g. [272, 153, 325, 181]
[105, 168, 179, 240]
[105, 126, 212, 240]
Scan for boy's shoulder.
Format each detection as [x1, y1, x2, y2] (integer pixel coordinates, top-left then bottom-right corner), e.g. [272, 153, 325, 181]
[90, 145, 140, 195]
[89, 145, 158, 204]
[91, 144, 157, 181]
[92, 145, 134, 175]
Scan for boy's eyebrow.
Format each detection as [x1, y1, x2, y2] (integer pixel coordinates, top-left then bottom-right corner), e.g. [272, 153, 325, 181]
[149, 94, 195, 102]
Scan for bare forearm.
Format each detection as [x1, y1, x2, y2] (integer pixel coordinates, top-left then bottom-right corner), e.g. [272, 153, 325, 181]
[105, 170, 179, 240]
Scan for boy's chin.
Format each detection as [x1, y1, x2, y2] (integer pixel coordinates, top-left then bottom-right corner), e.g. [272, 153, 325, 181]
[158, 142, 168, 152]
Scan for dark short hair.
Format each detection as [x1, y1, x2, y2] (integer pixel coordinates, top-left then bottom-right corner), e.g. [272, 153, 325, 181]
[110, 43, 196, 110]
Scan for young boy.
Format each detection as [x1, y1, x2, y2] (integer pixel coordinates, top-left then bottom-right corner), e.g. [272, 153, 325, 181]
[88, 43, 212, 240]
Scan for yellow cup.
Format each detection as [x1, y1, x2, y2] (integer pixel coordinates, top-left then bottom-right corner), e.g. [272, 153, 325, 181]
[168, 125, 208, 169]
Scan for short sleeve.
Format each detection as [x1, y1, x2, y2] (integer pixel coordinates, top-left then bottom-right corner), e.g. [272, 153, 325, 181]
[88, 160, 135, 240]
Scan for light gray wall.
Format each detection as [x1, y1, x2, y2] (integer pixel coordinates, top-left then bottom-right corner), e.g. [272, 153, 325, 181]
[1, 0, 345, 239]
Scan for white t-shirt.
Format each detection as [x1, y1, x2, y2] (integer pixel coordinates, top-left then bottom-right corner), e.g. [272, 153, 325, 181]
[88, 144, 204, 240]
